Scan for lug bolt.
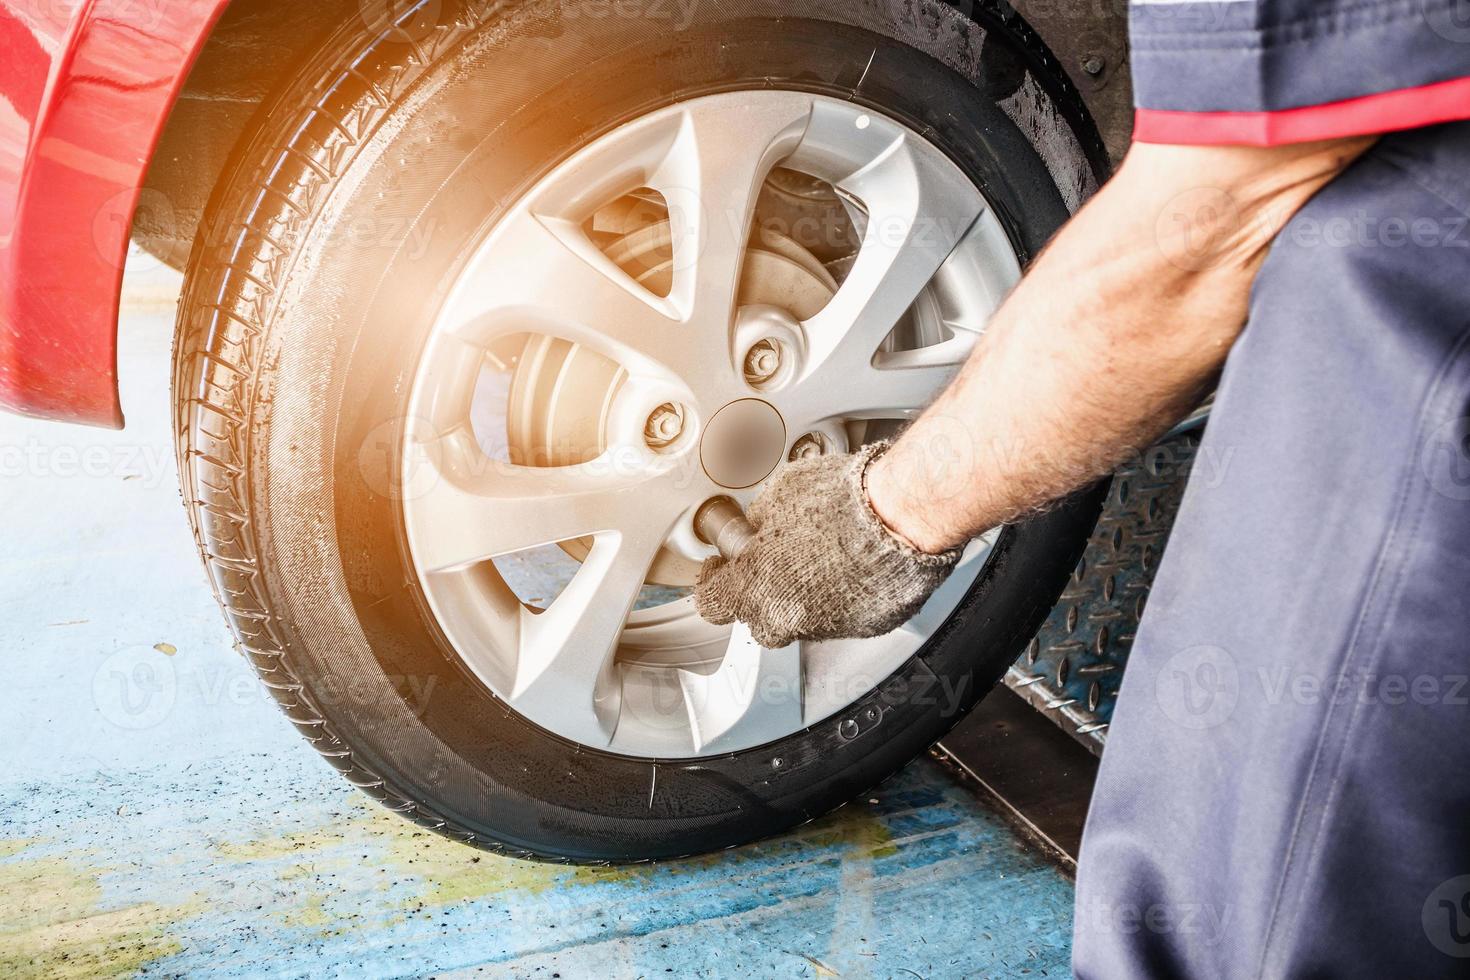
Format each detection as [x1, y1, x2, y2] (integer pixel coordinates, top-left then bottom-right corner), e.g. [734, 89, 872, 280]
[789, 433, 827, 461]
[644, 403, 686, 450]
[743, 339, 783, 387]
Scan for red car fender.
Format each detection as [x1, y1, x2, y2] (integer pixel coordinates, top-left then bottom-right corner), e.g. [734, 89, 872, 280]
[0, 0, 231, 428]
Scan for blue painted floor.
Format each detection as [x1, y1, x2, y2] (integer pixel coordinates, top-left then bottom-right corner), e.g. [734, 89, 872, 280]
[0, 257, 1076, 978]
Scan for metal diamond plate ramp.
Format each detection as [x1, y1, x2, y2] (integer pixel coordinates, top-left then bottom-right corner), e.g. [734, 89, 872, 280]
[1004, 431, 1200, 756]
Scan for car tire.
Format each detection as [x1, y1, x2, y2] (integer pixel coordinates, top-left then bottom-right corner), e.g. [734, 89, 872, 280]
[173, 0, 1108, 861]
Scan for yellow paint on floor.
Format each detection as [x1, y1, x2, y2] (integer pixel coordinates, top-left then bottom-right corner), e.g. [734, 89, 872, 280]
[281, 894, 332, 931]
[0, 838, 39, 859]
[204, 793, 902, 937]
[0, 788, 905, 974]
[211, 796, 639, 933]
[0, 852, 194, 979]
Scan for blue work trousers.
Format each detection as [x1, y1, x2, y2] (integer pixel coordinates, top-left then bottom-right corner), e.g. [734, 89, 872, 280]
[1074, 121, 1470, 978]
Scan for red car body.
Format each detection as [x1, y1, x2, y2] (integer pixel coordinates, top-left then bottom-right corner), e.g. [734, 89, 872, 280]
[0, 0, 228, 428]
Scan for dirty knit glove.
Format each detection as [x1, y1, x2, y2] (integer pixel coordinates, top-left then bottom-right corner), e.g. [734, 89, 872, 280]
[695, 442, 961, 649]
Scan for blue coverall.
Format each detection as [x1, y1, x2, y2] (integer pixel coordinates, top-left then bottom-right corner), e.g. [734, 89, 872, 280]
[1073, 1, 1470, 975]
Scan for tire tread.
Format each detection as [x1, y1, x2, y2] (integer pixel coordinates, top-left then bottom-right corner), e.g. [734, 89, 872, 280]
[172, 1, 558, 861]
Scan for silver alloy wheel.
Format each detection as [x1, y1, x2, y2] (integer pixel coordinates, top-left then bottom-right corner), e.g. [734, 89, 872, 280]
[402, 91, 1021, 758]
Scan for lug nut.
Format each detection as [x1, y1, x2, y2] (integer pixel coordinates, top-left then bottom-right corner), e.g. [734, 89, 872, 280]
[644, 403, 686, 450]
[789, 433, 827, 461]
[743, 339, 783, 387]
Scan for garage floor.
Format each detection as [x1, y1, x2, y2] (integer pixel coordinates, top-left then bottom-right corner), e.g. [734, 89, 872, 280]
[0, 259, 1076, 978]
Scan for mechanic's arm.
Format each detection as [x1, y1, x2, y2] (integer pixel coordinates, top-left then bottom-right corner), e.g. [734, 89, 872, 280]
[866, 137, 1374, 553]
[697, 137, 1374, 648]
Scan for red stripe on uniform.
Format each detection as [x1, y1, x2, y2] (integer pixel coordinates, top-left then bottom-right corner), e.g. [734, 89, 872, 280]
[1133, 75, 1470, 146]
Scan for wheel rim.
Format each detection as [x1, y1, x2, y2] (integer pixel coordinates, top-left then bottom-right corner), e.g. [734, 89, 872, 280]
[402, 91, 1020, 758]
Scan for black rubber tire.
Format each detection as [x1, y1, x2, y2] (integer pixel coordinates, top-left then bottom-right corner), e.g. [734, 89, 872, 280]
[173, 0, 1108, 862]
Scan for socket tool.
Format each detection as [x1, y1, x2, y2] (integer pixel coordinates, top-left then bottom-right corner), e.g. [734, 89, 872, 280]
[693, 496, 756, 560]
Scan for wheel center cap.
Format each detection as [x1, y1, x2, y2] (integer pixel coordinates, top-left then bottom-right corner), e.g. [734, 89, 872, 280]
[700, 399, 786, 489]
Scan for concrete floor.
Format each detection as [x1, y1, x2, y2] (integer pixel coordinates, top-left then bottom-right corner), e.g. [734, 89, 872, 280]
[0, 257, 1076, 978]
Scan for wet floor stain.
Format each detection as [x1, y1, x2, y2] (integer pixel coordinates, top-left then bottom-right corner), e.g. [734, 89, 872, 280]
[0, 755, 1073, 977]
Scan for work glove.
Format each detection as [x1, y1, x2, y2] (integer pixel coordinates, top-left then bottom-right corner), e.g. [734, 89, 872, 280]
[695, 442, 961, 649]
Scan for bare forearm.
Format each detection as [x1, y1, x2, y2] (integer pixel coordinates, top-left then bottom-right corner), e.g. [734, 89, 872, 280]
[868, 139, 1374, 553]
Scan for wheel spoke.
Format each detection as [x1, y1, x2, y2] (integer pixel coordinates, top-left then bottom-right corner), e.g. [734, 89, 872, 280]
[677, 625, 804, 753]
[793, 334, 978, 423]
[648, 97, 813, 332]
[511, 526, 671, 747]
[440, 207, 698, 382]
[404, 429, 680, 574]
[798, 123, 987, 387]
